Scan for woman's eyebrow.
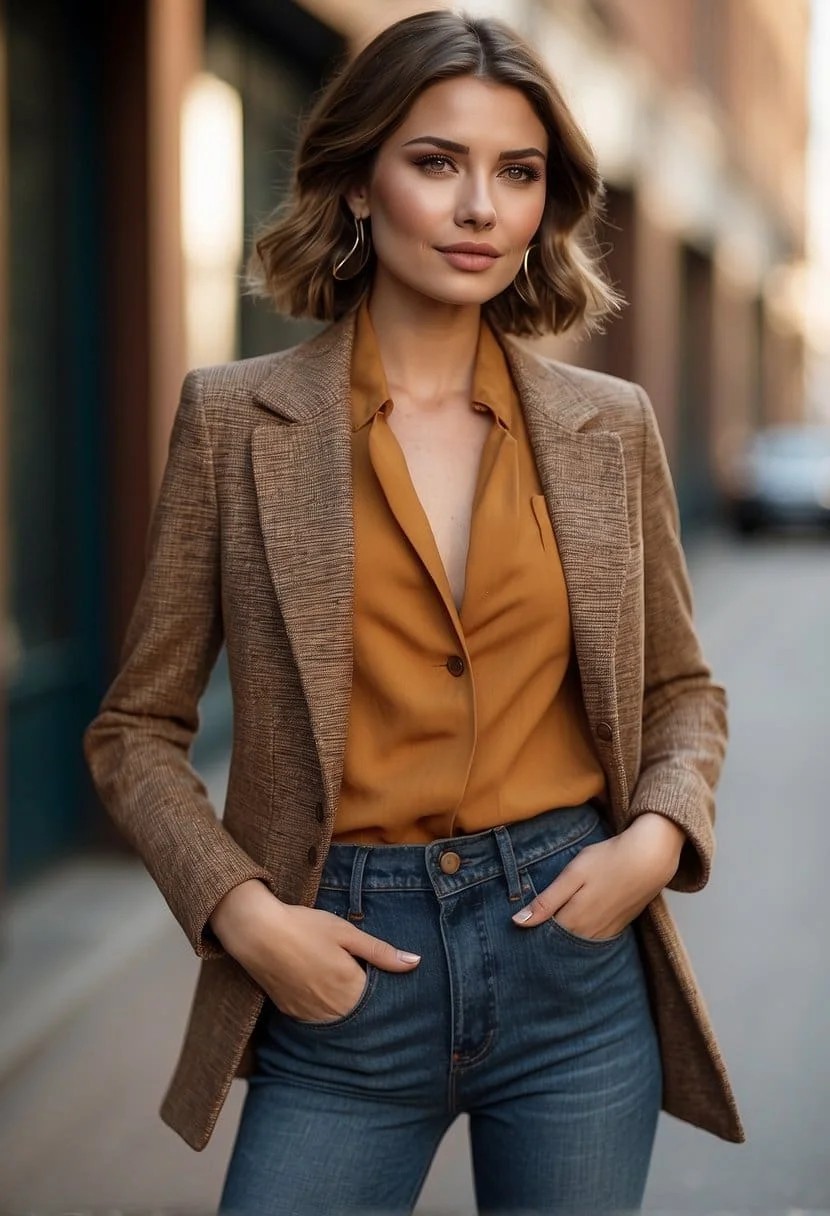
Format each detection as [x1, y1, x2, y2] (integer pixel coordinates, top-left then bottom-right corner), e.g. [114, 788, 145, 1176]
[402, 136, 546, 160]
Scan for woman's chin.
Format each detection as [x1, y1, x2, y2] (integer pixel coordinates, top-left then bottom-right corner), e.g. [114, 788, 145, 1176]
[384, 274, 506, 311]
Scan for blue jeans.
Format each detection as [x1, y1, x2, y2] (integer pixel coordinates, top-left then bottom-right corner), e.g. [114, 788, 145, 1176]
[220, 803, 662, 1215]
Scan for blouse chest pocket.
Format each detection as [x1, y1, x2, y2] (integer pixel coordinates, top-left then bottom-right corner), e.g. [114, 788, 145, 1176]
[530, 494, 556, 553]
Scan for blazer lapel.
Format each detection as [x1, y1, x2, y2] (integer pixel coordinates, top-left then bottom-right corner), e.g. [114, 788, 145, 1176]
[250, 319, 356, 814]
[502, 341, 630, 760]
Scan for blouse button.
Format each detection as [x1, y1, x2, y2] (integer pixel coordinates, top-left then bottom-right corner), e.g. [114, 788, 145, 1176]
[446, 655, 466, 677]
[596, 721, 614, 742]
[307, 845, 318, 866]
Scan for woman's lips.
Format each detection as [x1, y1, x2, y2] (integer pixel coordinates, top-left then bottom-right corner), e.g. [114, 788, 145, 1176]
[437, 249, 501, 272]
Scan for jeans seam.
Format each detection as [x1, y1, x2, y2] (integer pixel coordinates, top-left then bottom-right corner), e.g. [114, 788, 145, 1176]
[406, 1123, 454, 1212]
[516, 812, 602, 870]
[450, 1026, 496, 1070]
[317, 814, 602, 896]
[315, 807, 600, 894]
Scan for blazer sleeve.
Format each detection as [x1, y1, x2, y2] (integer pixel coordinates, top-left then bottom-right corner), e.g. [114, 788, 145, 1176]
[82, 370, 278, 958]
[623, 385, 729, 893]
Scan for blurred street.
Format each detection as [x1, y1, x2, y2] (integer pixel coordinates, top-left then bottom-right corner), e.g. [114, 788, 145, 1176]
[0, 528, 827, 1213]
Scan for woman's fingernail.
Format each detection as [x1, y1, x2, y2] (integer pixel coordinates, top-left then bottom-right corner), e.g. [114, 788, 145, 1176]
[512, 907, 534, 923]
[397, 950, 421, 963]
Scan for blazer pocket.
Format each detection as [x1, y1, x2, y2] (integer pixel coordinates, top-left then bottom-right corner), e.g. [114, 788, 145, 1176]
[531, 494, 555, 553]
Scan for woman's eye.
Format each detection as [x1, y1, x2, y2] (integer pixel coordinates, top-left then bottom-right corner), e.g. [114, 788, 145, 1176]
[415, 154, 454, 173]
[502, 164, 542, 183]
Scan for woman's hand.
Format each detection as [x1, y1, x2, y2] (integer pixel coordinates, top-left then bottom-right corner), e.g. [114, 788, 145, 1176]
[209, 879, 421, 1022]
[511, 813, 685, 940]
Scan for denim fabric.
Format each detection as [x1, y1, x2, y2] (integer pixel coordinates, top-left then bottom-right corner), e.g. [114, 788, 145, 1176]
[219, 803, 662, 1215]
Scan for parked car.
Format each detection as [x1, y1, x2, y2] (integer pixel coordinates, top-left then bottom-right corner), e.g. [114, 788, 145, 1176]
[724, 424, 830, 535]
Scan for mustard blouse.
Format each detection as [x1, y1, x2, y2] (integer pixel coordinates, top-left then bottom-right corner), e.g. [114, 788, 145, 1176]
[333, 298, 606, 842]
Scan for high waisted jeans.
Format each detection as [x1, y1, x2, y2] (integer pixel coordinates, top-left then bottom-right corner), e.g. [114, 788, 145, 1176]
[219, 802, 662, 1216]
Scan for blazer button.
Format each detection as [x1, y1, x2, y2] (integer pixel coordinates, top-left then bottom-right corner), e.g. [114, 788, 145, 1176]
[446, 655, 466, 677]
[314, 801, 325, 823]
[307, 845, 318, 866]
[596, 721, 614, 742]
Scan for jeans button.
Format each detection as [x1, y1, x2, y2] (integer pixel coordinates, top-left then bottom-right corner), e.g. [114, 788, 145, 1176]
[439, 850, 462, 874]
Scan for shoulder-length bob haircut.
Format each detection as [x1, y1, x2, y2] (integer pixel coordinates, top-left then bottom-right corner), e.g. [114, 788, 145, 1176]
[248, 9, 624, 338]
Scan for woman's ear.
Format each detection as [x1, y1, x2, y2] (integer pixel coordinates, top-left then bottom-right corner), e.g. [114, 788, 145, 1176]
[343, 183, 370, 220]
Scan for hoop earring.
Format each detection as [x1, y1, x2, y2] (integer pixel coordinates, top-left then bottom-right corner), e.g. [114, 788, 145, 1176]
[332, 215, 371, 280]
[513, 243, 539, 305]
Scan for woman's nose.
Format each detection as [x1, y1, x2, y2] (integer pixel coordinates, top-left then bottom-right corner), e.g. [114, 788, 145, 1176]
[455, 176, 496, 229]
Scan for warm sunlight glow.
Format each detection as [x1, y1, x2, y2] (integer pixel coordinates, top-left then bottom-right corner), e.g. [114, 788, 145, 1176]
[181, 72, 244, 366]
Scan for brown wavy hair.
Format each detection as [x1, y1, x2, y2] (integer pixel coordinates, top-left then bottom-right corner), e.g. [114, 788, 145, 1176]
[247, 9, 624, 337]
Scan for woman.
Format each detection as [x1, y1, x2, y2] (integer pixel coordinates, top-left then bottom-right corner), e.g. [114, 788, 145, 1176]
[83, 10, 744, 1214]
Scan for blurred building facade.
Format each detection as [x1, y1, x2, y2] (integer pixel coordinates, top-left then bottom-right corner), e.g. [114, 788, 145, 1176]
[0, 0, 811, 888]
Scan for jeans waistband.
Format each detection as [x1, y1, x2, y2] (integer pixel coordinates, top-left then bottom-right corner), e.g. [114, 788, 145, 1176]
[319, 802, 603, 907]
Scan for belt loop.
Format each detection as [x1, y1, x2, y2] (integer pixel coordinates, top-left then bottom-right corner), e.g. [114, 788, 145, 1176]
[347, 846, 371, 921]
[493, 826, 522, 902]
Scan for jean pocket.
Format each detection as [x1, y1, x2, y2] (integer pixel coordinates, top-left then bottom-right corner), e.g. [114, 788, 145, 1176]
[521, 815, 631, 949]
[282, 882, 380, 1031]
[286, 960, 379, 1030]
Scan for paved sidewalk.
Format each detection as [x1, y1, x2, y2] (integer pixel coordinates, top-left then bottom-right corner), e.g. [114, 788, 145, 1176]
[0, 753, 232, 1086]
[0, 856, 169, 1082]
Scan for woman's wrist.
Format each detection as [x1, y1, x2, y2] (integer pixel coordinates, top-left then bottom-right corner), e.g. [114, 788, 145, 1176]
[624, 811, 686, 882]
[209, 878, 289, 954]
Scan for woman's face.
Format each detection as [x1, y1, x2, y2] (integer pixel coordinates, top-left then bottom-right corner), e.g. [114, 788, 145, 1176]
[350, 75, 549, 307]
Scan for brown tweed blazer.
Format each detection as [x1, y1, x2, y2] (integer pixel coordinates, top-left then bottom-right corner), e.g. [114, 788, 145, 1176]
[83, 311, 745, 1150]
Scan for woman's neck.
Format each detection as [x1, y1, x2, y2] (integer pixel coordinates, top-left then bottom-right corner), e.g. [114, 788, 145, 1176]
[366, 275, 482, 410]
